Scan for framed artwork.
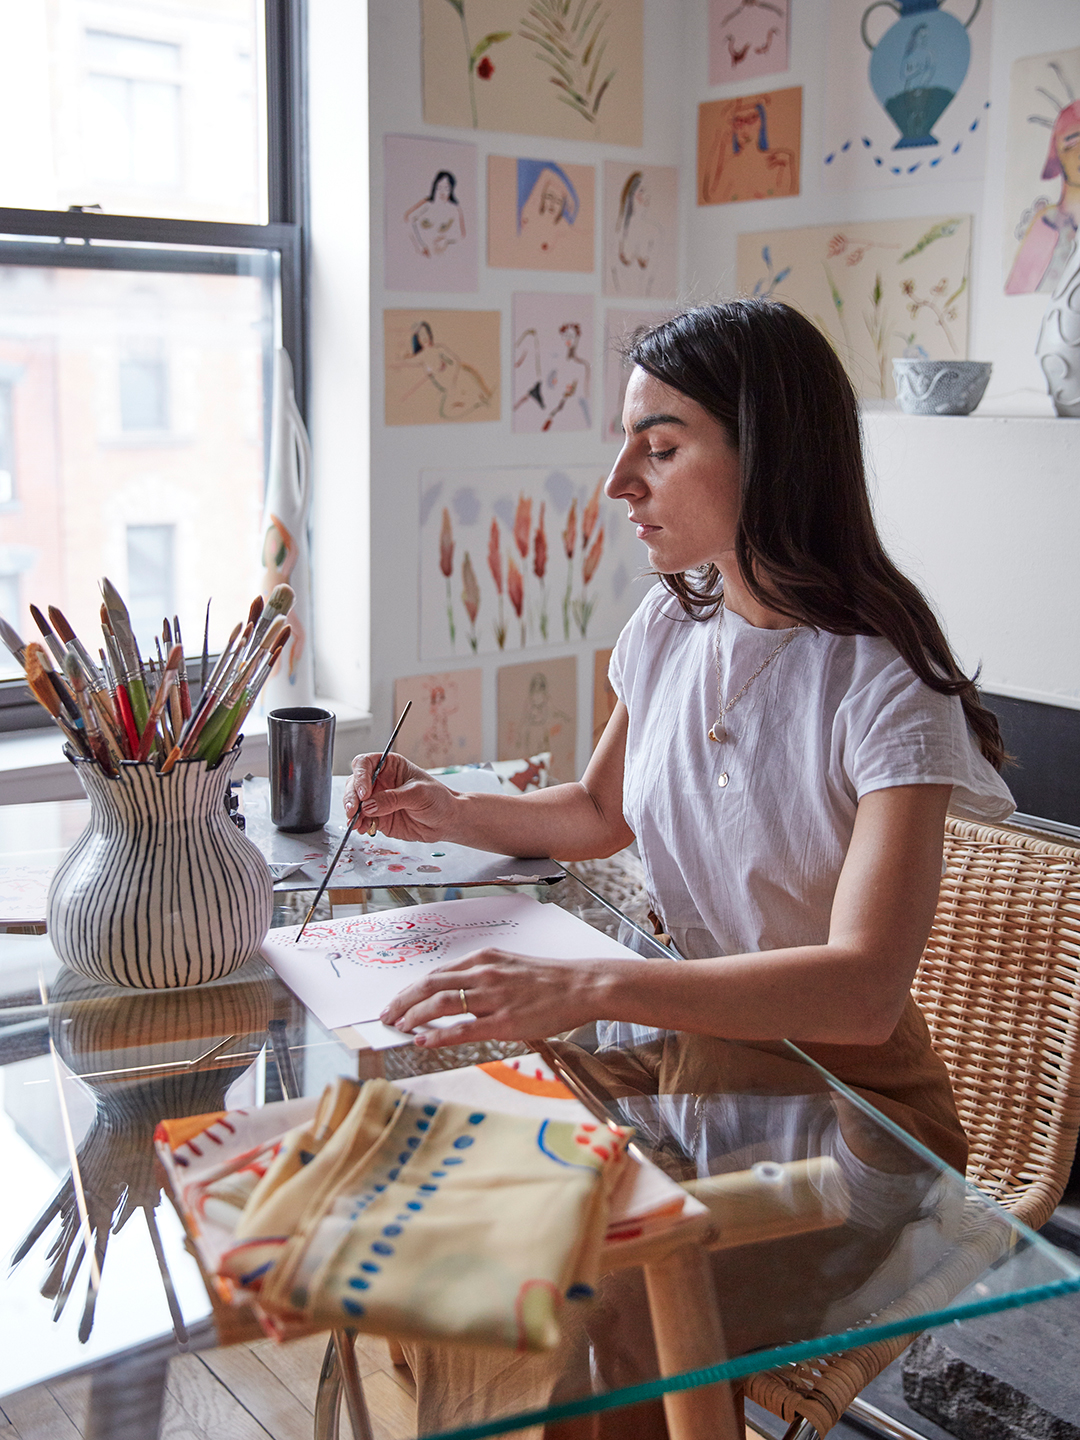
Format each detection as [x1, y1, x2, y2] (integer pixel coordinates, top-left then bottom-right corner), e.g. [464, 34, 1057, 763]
[383, 135, 478, 293]
[698, 87, 802, 205]
[512, 292, 594, 434]
[498, 656, 577, 782]
[487, 155, 595, 272]
[419, 466, 652, 661]
[1002, 47, 1080, 295]
[384, 309, 500, 425]
[708, 0, 790, 86]
[393, 670, 483, 769]
[421, 0, 643, 146]
[602, 162, 678, 299]
[821, 0, 991, 191]
[736, 214, 972, 399]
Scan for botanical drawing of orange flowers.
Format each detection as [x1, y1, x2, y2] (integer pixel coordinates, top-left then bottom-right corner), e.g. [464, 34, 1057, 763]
[440, 508, 456, 646]
[533, 502, 549, 641]
[583, 527, 604, 584]
[513, 494, 532, 559]
[573, 522, 604, 638]
[461, 552, 480, 652]
[507, 555, 525, 646]
[561, 498, 577, 640]
[488, 518, 506, 649]
[582, 479, 602, 547]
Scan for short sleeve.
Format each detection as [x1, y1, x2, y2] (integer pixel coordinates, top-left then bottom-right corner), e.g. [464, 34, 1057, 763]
[608, 584, 663, 705]
[840, 654, 1014, 823]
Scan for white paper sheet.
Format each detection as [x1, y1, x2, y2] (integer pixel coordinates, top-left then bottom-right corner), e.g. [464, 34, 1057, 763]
[260, 893, 645, 1031]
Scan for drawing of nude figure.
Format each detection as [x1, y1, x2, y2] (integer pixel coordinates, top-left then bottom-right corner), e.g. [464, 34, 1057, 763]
[701, 95, 797, 204]
[513, 322, 591, 431]
[404, 170, 466, 258]
[394, 321, 493, 420]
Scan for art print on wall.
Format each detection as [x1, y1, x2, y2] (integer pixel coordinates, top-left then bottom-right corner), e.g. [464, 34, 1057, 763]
[498, 656, 577, 782]
[384, 135, 478, 293]
[512, 292, 594, 434]
[698, 87, 802, 205]
[488, 156, 595, 272]
[1002, 47, 1080, 295]
[602, 163, 678, 299]
[393, 670, 483, 769]
[709, 0, 790, 86]
[384, 309, 500, 425]
[736, 215, 972, 399]
[419, 466, 651, 663]
[603, 308, 670, 442]
[821, 0, 991, 191]
[421, 0, 643, 146]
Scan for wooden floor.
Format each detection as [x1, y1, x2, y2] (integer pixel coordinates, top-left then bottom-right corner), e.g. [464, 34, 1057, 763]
[0, 1335, 772, 1440]
[0, 1332, 417, 1440]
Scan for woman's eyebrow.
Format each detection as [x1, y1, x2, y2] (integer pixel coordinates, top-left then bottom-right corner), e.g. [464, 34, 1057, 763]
[631, 413, 687, 435]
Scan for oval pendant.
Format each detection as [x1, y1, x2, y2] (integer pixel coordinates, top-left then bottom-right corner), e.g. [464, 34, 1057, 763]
[708, 725, 725, 743]
[717, 772, 729, 788]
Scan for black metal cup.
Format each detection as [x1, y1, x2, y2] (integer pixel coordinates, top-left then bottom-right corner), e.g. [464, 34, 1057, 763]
[268, 707, 336, 832]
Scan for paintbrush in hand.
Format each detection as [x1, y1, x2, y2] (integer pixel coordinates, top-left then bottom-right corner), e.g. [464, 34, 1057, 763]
[293, 700, 413, 943]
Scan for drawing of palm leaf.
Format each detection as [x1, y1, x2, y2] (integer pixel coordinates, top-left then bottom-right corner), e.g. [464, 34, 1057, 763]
[519, 0, 616, 124]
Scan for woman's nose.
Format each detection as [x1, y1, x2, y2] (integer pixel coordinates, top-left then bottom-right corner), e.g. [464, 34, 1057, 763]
[605, 443, 641, 501]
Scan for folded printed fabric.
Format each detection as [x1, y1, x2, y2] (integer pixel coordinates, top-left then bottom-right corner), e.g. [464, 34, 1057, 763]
[157, 1077, 631, 1351]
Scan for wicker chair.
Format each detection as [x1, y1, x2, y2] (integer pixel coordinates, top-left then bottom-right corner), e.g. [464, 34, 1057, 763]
[744, 816, 1080, 1439]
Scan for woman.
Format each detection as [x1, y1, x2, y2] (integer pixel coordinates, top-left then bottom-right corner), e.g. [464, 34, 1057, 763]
[404, 169, 466, 259]
[347, 301, 1012, 1428]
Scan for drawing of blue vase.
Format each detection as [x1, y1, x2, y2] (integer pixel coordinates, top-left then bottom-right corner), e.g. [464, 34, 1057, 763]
[861, 0, 981, 149]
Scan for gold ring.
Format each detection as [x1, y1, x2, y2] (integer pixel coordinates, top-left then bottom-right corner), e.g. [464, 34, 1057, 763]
[459, 987, 469, 1015]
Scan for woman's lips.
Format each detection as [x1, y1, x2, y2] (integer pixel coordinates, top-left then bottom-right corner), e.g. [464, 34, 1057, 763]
[636, 524, 661, 540]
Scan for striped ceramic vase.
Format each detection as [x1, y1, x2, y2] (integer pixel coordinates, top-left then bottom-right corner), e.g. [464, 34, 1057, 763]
[47, 750, 273, 989]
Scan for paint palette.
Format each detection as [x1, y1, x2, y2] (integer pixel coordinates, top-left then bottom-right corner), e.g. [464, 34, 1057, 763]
[241, 775, 564, 892]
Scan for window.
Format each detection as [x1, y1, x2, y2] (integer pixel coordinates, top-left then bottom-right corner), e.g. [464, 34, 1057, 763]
[84, 32, 183, 189]
[0, 0, 305, 726]
[0, 381, 13, 504]
[127, 524, 175, 649]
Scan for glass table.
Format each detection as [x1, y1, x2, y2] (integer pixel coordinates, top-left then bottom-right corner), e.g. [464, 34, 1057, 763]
[1, 851, 1079, 1440]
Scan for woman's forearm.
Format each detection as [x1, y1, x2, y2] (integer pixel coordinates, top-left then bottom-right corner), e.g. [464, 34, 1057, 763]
[442, 782, 634, 861]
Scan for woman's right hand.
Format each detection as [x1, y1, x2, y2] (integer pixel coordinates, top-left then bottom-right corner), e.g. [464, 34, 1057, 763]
[343, 752, 458, 842]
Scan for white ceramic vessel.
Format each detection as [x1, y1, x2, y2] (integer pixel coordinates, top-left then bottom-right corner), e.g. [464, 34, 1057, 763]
[892, 359, 992, 415]
[1036, 239, 1080, 418]
[46, 750, 273, 989]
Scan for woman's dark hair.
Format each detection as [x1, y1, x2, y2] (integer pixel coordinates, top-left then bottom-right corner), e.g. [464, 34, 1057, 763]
[428, 170, 458, 203]
[626, 300, 1006, 769]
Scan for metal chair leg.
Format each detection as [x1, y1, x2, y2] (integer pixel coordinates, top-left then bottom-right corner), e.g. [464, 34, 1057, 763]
[313, 1330, 374, 1440]
[781, 1420, 820, 1440]
[846, 1396, 930, 1440]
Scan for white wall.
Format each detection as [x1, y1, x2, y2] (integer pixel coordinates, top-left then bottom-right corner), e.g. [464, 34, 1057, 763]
[305, 0, 1080, 765]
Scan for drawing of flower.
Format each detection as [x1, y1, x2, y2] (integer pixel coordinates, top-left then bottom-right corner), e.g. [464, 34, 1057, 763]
[561, 498, 577, 640]
[442, 0, 511, 128]
[461, 552, 480, 653]
[533, 502, 549, 641]
[440, 507, 456, 647]
[514, 494, 532, 559]
[519, 0, 617, 125]
[488, 518, 506, 649]
[898, 274, 965, 353]
[582, 478, 602, 547]
[572, 527, 604, 637]
[752, 244, 791, 299]
[863, 272, 890, 399]
[508, 555, 525, 646]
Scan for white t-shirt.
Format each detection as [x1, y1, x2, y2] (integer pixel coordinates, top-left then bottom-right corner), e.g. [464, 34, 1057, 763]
[610, 586, 1015, 962]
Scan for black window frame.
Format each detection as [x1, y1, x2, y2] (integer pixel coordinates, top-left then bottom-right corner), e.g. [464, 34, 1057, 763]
[0, 0, 308, 734]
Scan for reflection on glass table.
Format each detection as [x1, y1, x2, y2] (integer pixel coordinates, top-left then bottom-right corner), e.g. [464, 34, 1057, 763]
[1, 877, 1080, 1440]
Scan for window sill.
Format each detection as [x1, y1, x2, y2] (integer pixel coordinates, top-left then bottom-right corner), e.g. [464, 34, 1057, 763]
[0, 699, 373, 806]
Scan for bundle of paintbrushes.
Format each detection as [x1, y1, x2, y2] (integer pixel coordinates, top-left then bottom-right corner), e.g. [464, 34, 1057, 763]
[0, 581, 294, 777]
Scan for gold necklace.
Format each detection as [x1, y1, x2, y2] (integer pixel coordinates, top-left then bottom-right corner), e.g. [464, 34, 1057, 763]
[708, 600, 802, 786]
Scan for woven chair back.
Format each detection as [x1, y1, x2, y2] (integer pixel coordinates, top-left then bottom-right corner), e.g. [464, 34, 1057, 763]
[913, 816, 1080, 1229]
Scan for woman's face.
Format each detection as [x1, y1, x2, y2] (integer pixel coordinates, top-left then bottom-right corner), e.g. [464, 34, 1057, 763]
[434, 176, 452, 201]
[1056, 120, 1080, 187]
[606, 367, 741, 576]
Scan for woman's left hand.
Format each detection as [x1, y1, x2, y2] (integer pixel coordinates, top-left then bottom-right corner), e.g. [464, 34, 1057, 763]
[380, 949, 614, 1048]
